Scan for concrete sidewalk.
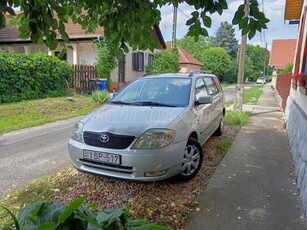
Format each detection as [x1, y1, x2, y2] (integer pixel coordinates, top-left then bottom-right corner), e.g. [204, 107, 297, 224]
[185, 85, 306, 229]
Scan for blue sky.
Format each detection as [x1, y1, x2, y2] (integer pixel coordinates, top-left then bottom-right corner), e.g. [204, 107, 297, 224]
[159, 0, 298, 51]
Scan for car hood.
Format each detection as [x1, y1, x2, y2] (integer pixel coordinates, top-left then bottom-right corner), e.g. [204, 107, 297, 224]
[81, 104, 186, 137]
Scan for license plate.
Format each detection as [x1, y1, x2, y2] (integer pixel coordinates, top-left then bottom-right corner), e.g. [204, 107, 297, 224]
[83, 150, 121, 165]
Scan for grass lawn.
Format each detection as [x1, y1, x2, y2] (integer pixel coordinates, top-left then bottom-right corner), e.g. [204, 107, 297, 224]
[0, 95, 99, 134]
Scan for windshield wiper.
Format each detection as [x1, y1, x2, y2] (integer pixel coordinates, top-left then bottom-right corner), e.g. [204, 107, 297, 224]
[109, 101, 131, 105]
[131, 101, 177, 107]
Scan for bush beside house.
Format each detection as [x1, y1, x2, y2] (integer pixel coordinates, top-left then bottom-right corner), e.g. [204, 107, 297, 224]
[0, 52, 72, 103]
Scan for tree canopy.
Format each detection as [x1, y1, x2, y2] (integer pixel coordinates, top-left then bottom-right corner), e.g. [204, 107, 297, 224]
[214, 22, 238, 59]
[145, 48, 180, 74]
[0, 0, 269, 52]
[199, 47, 231, 76]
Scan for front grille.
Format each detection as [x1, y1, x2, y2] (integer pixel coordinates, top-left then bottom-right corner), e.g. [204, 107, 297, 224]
[80, 159, 133, 174]
[83, 132, 135, 149]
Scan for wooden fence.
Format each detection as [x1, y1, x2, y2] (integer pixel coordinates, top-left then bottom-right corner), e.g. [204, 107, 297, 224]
[275, 73, 292, 111]
[71, 65, 99, 93]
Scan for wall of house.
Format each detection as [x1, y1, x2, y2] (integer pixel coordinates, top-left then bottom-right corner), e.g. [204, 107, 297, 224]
[110, 47, 159, 90]
[285, 0, 307, 220]
[179, 63, 202, 73]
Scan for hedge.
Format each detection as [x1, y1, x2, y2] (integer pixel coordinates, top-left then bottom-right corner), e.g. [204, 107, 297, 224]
[0, 52, 72, 103]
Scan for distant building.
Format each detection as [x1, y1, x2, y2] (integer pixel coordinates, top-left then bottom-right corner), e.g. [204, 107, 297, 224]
[269, 39, 297, 74]
[166, 42, 202, 73]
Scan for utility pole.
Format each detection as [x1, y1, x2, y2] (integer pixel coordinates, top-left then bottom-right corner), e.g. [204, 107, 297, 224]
[234, 0, 249, 111]
[263, 42, 267, 77]
[171, 6, 177, 48]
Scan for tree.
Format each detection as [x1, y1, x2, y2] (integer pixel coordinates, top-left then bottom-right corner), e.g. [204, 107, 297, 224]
[145, 48, 180, 74]
[225, 57, 254, 83]
[0, 0, 269, 52]
[280, 63, 293, 74]
[199, 47, 231, 76]
[246, 44, 270, 81]
[214, 22, 238, 59]
[94, 37, 117, 88]
[177, 35, 215, 60]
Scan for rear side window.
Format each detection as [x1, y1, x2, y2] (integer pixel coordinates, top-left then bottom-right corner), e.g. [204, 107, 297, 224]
[204, 77, 219, 96]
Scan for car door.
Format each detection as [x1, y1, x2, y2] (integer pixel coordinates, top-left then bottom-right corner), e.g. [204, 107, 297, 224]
[193, 77, 214, 144]
[203, 76, 223, 134]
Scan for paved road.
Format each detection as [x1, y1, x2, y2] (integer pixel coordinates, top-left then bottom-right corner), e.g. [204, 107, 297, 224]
[0, 117, 80, 198]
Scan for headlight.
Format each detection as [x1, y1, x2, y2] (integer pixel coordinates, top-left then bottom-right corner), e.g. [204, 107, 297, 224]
[132, 129, 175, 149]
[71, 122, 84, 142]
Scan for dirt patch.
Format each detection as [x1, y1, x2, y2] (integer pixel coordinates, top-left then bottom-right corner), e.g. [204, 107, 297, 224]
[53, 125, 240, 229]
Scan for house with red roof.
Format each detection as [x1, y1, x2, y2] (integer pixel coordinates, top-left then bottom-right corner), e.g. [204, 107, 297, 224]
[165, 42, 202, 73]
[283, 0, 307, 221]
[0, 20, 166, 90]
[269, 39, 297, 74]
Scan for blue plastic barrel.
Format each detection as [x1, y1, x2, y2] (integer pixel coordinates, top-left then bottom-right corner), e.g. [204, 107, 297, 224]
[99, 79, 108, 91]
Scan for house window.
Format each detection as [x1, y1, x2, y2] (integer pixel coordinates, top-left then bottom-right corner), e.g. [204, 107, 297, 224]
[133, 52, 144, 71]
[55, 51, 67, 61]
[148, 54, 155, 65]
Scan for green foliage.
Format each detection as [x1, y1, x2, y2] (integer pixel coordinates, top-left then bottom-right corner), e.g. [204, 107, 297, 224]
[246, 44, 270, 81]
[214, 22, 238, 60]
[232, 0, 270, 39]
[146, 48, 180, 74]
[92, 90, 110, 105]
[243, 85, 263, 105]
[177, 35, 215, 60]
[94, 37, 117, 88]
[0, 52, 72, 103]
[280, 62, 293, 74]
[1, 1, 268, 52]
[0, 196, 169, 229]
[225, 110, 250, 127]
[199, 47, 231, 76]
[217, 137, 233, 155]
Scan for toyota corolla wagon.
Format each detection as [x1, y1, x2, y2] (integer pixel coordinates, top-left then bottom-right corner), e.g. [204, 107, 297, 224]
[68, 72, 225, 182]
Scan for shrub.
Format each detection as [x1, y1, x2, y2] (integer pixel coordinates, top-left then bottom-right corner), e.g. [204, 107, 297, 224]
[0, 52, 72, 103]
[1, 196, 169, 229]
[91, 90, 110, 105]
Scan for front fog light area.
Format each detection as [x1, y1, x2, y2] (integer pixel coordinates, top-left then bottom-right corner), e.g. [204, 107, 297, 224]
[144, 170, 169, 177]
[132, 129, 175, 149]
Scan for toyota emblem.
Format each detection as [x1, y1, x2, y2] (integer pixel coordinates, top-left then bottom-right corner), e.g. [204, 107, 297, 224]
[100, 134, 110, 143]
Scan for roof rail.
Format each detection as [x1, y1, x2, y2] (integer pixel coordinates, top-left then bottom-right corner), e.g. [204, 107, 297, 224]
[188, 70, 212, 77]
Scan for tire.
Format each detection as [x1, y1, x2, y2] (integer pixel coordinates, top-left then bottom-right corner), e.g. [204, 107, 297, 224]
[177, 138, 203, 181]
[214, 115, 224, 136]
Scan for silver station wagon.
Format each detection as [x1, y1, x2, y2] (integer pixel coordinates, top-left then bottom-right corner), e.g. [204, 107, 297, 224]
[68, 72, 225, 181]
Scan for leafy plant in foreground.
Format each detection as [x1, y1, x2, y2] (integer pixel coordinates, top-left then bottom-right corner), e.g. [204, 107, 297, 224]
[0, 196, 170, 230]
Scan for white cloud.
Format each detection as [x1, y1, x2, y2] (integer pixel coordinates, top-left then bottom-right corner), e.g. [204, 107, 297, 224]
[159, 0, 298, 52]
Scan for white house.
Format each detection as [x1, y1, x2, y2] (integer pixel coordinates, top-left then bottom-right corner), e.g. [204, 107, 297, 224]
[0, 19, 166, 90]
[284, 0, 307, 220]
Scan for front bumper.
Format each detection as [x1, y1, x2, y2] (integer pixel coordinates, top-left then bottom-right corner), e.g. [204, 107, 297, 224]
[68, 138, 187, 182]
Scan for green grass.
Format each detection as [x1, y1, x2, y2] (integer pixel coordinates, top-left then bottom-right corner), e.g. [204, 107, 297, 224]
[0, 167, 77, 226]
[225, 110, 250, 127]
[243, 85, 263, 105]
[0, 95, 98, 134]
[225, 85, 263, 108]
[217, 137, 233, 155]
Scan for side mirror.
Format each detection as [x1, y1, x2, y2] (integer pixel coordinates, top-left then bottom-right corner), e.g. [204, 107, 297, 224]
[196, 95, 213, 105]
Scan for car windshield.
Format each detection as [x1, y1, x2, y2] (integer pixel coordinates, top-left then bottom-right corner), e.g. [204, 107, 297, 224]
[110, 77, 192, 107]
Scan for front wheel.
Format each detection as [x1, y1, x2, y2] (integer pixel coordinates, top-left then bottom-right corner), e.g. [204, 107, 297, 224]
[177, 138, 203, 181]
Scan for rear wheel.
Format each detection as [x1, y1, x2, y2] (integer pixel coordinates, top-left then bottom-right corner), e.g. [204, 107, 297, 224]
[214, 115, 224, 136]
[177, 138, 203, 181]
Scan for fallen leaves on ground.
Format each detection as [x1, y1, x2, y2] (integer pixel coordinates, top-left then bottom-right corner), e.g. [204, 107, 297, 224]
[53, 125, 240, 229]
